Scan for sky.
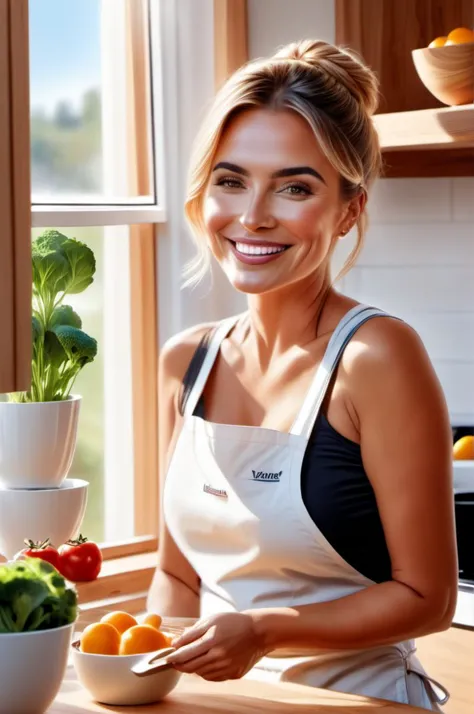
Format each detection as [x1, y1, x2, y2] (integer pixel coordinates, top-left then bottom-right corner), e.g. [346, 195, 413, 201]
[29, 0, 101, 114]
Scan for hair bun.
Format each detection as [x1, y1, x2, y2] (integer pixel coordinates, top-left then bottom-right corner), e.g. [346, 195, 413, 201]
[274, 39, 379, 116]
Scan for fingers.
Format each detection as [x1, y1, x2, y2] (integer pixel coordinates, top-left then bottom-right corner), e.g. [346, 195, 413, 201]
[171, 651, 214, 674]
[167, 631, 214, 665]
[170, 645, 232, 679]
[171, 619, 211, 648]
[175, 655, 233, 681]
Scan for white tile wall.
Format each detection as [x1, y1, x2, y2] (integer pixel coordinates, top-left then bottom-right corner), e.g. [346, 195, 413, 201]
[452, 178, 474, 222]
[334, 178, 474, 426]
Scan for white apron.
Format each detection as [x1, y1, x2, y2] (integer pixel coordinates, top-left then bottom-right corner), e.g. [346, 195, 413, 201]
[164, 304, 449, 711]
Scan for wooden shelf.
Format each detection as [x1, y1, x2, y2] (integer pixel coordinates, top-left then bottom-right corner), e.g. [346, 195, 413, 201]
[381, 147, 474, 178]
[372, 105, 474, 178]
[335, 1, 474, 177]
[373, 105, 474, 151]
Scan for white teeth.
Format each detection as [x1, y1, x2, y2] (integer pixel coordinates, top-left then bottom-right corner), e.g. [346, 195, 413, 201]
[235, 242, 286, 256]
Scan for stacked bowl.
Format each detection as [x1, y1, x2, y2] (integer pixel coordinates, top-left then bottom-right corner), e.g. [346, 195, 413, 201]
[0, 396, 88, 560]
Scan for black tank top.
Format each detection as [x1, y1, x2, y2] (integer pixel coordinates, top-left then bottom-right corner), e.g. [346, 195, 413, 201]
[180, 330, 392, 584]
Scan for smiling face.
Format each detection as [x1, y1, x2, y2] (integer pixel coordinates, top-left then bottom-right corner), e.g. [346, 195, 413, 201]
[203, 108, 360, 295]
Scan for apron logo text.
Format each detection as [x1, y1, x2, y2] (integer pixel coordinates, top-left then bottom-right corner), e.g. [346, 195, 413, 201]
[203, 484, 228, 498]
[251, 470, 282, 482]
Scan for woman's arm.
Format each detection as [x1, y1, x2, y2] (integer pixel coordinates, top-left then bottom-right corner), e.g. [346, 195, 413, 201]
[249, 317, 458, 651]
[147, 325, 215, 617]
[168, 318, 458, 679]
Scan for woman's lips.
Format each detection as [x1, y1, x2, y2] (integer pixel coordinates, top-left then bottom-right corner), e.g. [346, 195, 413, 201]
[227, 239, 290, 266]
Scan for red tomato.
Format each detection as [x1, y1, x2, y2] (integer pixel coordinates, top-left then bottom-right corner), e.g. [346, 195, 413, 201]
[14, 538, 60, 570]
[58, 534, 102, 582]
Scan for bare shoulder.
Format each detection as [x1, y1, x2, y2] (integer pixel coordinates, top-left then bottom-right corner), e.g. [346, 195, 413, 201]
[340, 311, 449, 428]
[158, 321, 218, 430]
[159, 321, 218, 383]
[342, 312, 431, 378]
[344, 315, 428, 368]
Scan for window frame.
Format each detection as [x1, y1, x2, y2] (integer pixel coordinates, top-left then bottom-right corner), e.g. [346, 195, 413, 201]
[30, 0, 167, 216]
[28, 0, 165, 568]
[0, 0, 32, 394]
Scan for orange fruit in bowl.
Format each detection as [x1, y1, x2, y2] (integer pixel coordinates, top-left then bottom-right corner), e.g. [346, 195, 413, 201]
[100, 610, 138, 635]
[142, 612, 163, 630]
[80, 622, 121, 655]
[445, 27, 474, 45]
[119, 624, 170, 655]
[453, 435, 474, 461]
[428, 36, 447, 48]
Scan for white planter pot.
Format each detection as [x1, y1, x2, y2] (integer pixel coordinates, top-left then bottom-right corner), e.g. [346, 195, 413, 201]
[0, 622, 75, 714]
[0, 396, 81, 489]
[0, 478, 88, 558]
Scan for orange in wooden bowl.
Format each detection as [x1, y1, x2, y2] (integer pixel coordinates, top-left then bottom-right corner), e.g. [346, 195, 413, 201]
[428, 36, 447, 48]
[412, 41, 474, 105]
[445, 27, 474, 45]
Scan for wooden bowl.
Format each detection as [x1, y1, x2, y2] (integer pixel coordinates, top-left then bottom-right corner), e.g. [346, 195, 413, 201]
[412, 42, 474, 106]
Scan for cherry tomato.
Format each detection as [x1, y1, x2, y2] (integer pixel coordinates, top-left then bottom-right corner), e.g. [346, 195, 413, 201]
[58, 534, 102, 582]
[14, 538, 60, 570]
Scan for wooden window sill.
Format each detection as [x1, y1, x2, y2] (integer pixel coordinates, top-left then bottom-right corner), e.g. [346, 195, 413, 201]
[76, 549, 157, 608]
[0, 537, 157, 621]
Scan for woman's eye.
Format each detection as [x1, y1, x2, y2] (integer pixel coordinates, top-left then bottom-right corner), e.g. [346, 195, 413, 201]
[280, 183, 312, 197]
[215, 176, 244, 189]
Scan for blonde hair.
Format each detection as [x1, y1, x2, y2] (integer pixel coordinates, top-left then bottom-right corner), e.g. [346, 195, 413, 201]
[184, 39, 381, 287]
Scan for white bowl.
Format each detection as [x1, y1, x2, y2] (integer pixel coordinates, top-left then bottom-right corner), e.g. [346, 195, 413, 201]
[0, 622, 75, 714]
[0, 395, 81, 489]
[0, 479, 88, 559]
[71, 637, 182, 706]
[453, 460, 474, 494]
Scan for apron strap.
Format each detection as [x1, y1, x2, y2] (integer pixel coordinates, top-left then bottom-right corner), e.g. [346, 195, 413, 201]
[406, 664, 450, 706]
[183, 314, 241, 418]
[290, 304, 394, 439]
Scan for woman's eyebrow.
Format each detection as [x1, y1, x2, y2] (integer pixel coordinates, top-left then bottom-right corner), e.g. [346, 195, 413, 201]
[272, 166, 326, 184]
[212, 161, 249, 176]
[212, 161, 326, 185]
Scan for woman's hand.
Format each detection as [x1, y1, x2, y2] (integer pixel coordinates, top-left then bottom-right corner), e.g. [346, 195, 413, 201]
[167, 612, 266, 681]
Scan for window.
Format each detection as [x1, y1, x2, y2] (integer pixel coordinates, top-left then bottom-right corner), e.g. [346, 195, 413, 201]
[30, 0, 156, 203]
[29, 0, 164, 562]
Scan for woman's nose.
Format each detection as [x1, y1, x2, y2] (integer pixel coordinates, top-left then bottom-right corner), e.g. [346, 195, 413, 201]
[239, 195, 277, 232]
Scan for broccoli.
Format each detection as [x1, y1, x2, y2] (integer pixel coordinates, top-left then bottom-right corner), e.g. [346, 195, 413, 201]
[8, 229, 97, 403]
[50, 304, 82, 330]
[52, 325, 98, 366]
[32, 229, 95, 298]
[0, 559, 77, 633]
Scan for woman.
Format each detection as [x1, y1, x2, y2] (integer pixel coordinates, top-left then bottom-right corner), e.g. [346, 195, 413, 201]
[148, 40, 457, 710]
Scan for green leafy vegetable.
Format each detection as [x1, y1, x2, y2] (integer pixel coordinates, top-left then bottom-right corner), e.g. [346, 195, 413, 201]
[0, 558, 77, 633]
[8, 229, 97, 403]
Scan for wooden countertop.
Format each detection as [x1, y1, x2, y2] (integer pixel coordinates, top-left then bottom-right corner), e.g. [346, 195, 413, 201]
[48, 608, 473, 713]
[49, 668, 424, 713]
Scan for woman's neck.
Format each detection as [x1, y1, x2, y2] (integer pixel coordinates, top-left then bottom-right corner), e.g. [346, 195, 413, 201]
[245, 272, 335, 366]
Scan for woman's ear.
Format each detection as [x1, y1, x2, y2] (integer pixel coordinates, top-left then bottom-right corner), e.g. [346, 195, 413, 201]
[337, 190, 367, 237]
